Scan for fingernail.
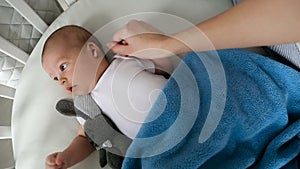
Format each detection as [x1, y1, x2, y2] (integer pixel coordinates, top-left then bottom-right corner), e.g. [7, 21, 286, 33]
[118, 40, 128, 45]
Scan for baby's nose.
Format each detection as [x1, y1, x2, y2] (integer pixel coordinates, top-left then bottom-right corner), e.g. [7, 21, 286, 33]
[59, 78, 67, 85]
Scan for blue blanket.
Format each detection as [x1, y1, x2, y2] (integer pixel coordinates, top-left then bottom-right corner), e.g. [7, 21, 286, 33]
[122, 49, 300, 169]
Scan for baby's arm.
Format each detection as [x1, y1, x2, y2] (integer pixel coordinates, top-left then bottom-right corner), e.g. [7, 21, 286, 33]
[45, 125, 95, 169]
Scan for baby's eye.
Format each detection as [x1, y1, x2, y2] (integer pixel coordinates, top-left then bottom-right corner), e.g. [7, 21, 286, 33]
[60, 63, 67, 71]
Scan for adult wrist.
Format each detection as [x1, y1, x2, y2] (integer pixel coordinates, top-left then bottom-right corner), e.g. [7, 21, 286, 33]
[162, 36, 190, 55]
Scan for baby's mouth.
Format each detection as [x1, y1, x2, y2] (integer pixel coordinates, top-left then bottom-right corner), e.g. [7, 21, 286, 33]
[66, 86, 75, 93]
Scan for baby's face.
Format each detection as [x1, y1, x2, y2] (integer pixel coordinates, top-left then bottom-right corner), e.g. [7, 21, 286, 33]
[42, 39, 105, 96]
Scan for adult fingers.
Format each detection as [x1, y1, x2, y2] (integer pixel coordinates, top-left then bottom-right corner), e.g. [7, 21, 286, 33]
[113, 20, 158, 42]
[107, 42, 131, 56]
[112, 23, 132, 42]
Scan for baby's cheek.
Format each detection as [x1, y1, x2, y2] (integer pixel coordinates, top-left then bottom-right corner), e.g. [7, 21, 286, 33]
[71, 83, 92, 96]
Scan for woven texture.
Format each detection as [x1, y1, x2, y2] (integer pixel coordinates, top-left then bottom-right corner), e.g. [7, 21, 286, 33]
[0, 0, 61, 88]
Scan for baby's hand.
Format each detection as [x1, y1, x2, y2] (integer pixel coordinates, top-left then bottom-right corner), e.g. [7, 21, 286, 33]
[45, 152, 68, 169]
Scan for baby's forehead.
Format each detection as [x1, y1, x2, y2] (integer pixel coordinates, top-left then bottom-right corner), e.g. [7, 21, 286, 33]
[42, 29, 90, 62]
[42, 40, 60, 56]
[47, 34, 68, 47]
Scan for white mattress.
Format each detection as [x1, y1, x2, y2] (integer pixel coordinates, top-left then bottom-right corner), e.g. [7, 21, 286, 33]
[12, 0, 233, 168]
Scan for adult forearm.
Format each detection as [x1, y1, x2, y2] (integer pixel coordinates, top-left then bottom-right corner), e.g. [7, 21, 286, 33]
[169, 0, 300, 54]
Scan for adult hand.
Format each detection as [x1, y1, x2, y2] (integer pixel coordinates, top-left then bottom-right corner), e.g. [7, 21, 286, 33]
[107, 20, 176, 59]
[45, 152, 69, 169]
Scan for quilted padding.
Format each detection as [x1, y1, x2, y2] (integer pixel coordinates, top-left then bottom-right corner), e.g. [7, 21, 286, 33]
[0, 52, 23, 87]
[0, 0, 61, 88]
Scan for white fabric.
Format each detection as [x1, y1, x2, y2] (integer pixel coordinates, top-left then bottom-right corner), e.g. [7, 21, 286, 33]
[76, 55, 158, 126]
[90, 56, 166, 139]
[11, 0, 233, 169]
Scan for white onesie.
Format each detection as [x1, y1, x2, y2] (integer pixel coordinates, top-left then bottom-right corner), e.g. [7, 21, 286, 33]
[78, 55, 167, 139]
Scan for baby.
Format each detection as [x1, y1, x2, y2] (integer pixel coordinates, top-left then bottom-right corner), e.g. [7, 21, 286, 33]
[42, 25, 174, 169]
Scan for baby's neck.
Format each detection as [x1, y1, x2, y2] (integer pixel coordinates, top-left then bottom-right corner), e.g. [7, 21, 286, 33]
[96, 58, 109, 82]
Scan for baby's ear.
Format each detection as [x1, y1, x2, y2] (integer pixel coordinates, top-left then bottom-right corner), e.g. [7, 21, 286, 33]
[86, 42, 102, 58]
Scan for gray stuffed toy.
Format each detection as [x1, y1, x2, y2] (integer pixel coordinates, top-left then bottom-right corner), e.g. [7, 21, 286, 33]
[56, 95, 132, 169]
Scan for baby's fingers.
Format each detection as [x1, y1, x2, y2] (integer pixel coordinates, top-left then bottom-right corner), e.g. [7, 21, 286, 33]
[46, 153, 66, 169]
[56, 153, 67, 167]
[46, 153, 58, 166]
[46, 165, 64, 169]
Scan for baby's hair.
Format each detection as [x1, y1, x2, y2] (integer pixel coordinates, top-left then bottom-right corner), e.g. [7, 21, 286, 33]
[41, 25, 103, 62]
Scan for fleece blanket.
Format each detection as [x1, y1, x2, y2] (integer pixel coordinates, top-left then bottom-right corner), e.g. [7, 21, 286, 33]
[121, 49, 300, 169]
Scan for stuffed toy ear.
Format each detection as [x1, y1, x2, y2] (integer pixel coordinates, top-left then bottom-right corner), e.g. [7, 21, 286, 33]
[55, 96, 132, 169]
[55, 98, 108, 167]
[84, 115, 132, 156]
[74, 95, 133, 167]
[56, 98, 90, 120]
[72, 95, 132, 152]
